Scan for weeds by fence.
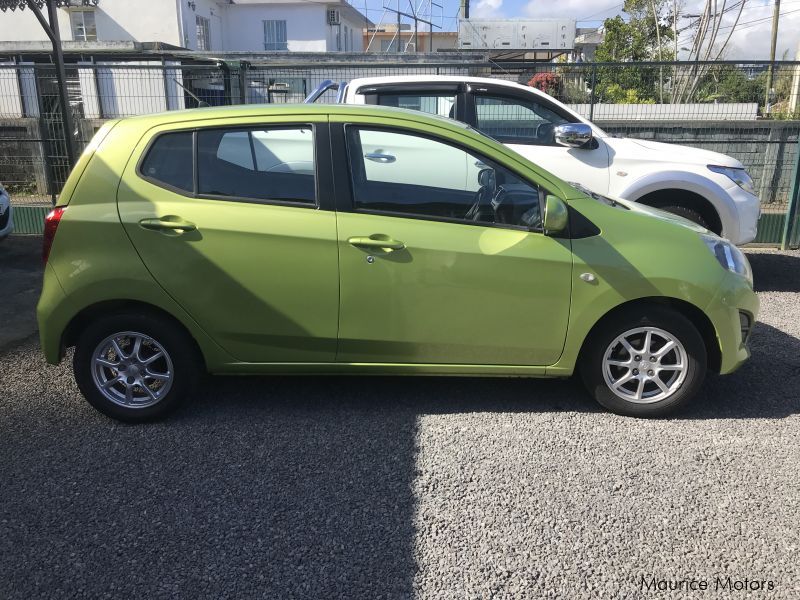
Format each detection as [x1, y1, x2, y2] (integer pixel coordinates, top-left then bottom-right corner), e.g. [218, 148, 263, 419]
[0, 58, 798, 245]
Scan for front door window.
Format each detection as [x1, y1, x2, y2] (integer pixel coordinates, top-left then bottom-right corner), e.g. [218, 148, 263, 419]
[347, 127, 543, 230]
[474, 95, 570, 146]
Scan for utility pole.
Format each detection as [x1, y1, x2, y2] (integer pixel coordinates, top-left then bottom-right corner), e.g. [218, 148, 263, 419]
[765, 0, 781, 114]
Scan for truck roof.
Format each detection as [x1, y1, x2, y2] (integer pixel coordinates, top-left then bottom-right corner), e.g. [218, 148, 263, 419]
[346, 75, 545, 97]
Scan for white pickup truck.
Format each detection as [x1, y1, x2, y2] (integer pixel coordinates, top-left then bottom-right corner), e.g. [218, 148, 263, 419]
[306, 75, 760, 245]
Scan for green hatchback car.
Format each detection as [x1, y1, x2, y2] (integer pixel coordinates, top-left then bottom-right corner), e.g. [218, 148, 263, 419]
[37, 104, 757, 421]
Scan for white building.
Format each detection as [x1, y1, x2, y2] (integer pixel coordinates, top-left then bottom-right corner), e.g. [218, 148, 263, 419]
[0, 0, 368, 52]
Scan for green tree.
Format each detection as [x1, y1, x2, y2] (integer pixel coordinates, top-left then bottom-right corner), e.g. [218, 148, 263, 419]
[695, 66, 763, 104]
[594, 0, 676, 103]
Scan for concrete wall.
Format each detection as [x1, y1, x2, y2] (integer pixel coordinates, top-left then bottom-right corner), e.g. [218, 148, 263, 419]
[178, 0, 225, 50]
[0, 1, 365, 52]
[0, 0, 181, 45]
[223, 4, 328, 52]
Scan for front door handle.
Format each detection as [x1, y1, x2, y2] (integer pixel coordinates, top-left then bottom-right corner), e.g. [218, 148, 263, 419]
[348, 235, 405, 251]
[365, 152, 396, 163]
[139, 216, 197, 233]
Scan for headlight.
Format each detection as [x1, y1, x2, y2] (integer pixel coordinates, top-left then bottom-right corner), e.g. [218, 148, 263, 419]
[708, 165, 756, 196]
[702, 234, 753, 286]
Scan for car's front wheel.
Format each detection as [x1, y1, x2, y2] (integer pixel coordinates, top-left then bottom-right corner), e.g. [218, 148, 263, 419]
[73, 313, 201, 422]
[580, 308, 707, 417]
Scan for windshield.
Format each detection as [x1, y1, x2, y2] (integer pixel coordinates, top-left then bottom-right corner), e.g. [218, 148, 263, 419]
[568, 181, 629, 210]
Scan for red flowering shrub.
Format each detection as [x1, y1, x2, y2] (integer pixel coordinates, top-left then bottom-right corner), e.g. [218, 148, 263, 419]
[527, 72, 560, 96]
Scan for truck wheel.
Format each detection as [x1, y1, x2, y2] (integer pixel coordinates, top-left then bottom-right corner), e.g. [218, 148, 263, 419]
[658, 205, 708, 229]
[579, 307, 707, 417]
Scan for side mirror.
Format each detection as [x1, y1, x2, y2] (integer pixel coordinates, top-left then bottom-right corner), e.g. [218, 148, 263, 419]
[554, 123, 593, 148]
[543, 195, 568, 235]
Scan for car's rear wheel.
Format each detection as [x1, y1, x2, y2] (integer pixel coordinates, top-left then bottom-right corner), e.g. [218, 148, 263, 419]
[74, 313, 200, 422]
[580, 307, 707, 417]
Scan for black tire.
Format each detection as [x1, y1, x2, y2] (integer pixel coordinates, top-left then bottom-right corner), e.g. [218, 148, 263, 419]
[579, 307, 707, 417]
[658, 205, 709, 229]
[73, 312, 201, 422]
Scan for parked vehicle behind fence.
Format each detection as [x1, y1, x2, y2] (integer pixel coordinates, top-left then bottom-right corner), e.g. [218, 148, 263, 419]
[37, 104, 757, 422]
[0, 183, 13, 241]
[307, 76, 761, 245]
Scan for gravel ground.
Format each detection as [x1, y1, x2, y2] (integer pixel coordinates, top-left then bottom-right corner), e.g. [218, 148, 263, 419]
[0, 247, 798, 599]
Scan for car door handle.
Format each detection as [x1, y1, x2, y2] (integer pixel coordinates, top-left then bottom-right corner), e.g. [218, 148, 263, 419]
[347, 235, 405, 250]
[364, 152, 396, 163]
[138, 216, 197, 233]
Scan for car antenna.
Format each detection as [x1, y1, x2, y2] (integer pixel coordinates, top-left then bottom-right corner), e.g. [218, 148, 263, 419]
[172, 78, 210, 108]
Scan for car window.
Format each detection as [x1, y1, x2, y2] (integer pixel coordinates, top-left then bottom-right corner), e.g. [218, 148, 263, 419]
[376, 92, 456, 118]
[140, 131, 193, 192]
[346, 127, 543, 231]
[197, 126, 315, 204]
[474, 95, 570, 146]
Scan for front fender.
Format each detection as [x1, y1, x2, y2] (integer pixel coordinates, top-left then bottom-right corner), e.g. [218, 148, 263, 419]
[613, 170, 738, 238]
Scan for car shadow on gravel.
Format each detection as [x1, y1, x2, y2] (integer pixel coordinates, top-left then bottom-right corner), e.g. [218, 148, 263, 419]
[1, 315, 797, 599]
[672, 321, 800, 420]
[747, 250, 800, 292]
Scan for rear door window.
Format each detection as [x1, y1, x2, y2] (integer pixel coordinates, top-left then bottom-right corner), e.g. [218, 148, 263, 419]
[140, 131, 193, 192]
[197, 126, 316, 204]
[376, 92, 456, 118]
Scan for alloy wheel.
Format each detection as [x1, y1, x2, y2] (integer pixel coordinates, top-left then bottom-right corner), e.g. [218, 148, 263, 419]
[602, 326, 688, 404]
[90, 331, 174, 409]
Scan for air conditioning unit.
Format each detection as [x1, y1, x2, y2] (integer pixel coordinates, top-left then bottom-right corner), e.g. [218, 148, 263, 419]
[327, 9, 340, 25]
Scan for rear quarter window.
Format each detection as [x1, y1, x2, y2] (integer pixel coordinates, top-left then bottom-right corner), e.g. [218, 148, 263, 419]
[140, 131, 193, 192]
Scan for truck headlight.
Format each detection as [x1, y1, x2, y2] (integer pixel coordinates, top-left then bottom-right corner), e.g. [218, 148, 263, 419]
[708, 165, 756, 196]
[702, 234, 753, 286]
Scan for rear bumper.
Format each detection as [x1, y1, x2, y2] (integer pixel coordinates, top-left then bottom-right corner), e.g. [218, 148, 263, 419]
[36, 262, 69, 364]
[705, 271, 759, 374]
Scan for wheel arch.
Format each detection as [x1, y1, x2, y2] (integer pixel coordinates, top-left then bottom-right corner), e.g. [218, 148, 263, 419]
[577, 296, 722, 374]
[635, 188, 723, 235]
[62, 299, 208, 371]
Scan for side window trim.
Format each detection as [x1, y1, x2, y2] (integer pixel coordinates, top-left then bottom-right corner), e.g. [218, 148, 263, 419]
[136, 123, 325, 210]
[341, 123, 549, 233]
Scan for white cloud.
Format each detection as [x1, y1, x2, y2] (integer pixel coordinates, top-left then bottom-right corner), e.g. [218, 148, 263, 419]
[523, 0, 614, 20]
[472, 0, 506, 18]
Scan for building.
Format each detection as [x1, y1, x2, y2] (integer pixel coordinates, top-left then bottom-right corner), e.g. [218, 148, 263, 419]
[363, 25, 457, 53]
[0, 0, 370, 53]
[573, 28, 603, 62]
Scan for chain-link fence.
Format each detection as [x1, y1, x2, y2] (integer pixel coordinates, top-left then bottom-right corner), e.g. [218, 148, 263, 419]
[1, 59, 799, 245]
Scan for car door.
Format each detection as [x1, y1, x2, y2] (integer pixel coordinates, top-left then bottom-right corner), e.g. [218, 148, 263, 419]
[117, 119, 339, 363]
[332, 122, 574, 366]
[466, 85, 611, 195]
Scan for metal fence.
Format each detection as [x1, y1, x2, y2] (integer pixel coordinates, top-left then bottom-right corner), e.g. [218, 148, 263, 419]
[1, 59, 798, 246]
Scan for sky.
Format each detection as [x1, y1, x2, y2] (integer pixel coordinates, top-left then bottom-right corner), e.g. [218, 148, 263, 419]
[359, 0, 800, 60]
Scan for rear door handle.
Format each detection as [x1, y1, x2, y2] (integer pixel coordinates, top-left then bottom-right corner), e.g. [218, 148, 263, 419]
[139, 216, 197, 233]
[365, 152, 396, 163]
[347, 235, 405, 251]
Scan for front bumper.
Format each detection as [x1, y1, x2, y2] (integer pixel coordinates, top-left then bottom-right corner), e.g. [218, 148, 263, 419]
[705, 271, 759, 374]
[725, 183, 760, 245]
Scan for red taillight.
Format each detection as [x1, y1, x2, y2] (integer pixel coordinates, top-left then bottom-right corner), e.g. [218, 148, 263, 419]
[42, 206, 66, 264]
